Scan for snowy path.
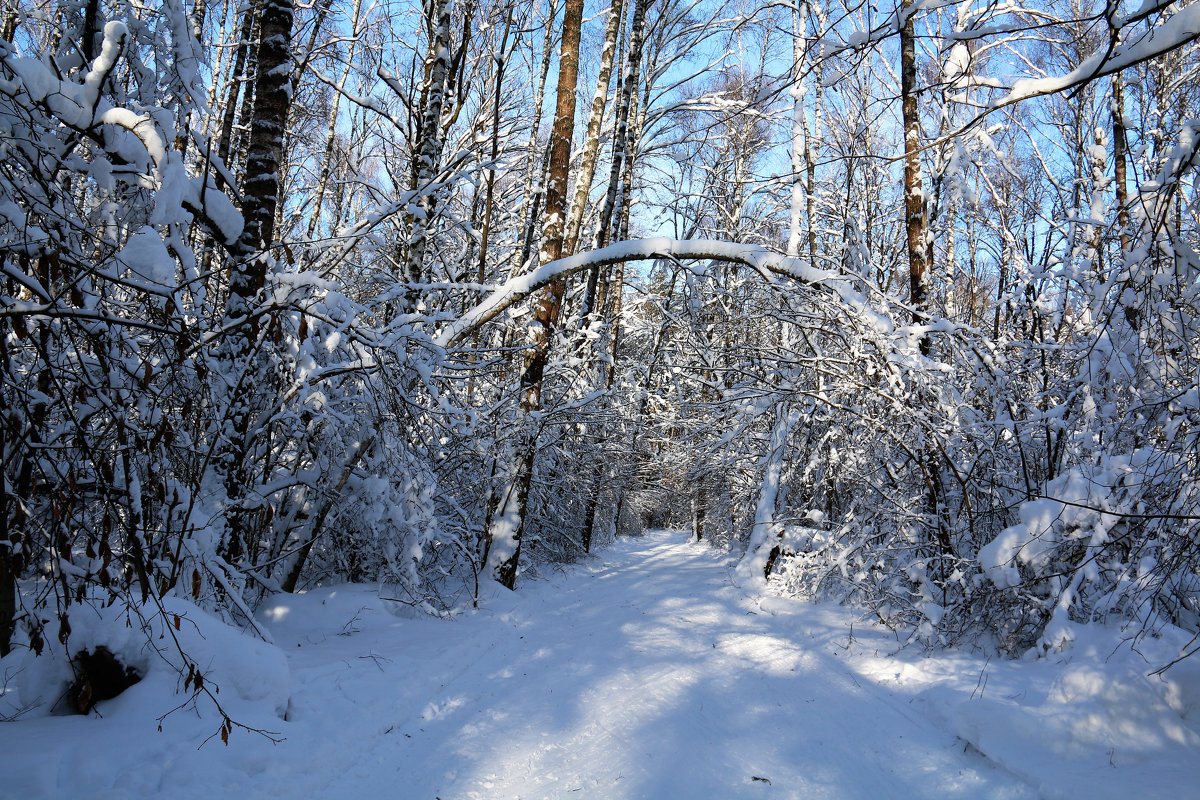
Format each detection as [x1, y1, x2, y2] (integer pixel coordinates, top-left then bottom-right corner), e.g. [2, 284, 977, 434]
[7, 529, 1198, 798]
[261, 530, 1033, 799]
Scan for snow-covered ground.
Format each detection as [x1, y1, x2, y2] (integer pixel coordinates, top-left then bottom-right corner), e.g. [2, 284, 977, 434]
[2, 529, 1198, 798]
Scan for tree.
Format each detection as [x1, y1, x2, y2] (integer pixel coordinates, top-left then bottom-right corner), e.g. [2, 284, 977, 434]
[485, 0, 586, 589]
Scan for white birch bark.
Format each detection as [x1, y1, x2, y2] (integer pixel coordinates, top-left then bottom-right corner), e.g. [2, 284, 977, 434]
[402, 0, 453, 306]
[563, 0, 625, 256]
[736, 406, 798, 588]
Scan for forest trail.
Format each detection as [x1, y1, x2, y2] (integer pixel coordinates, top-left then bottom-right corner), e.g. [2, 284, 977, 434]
[33, 528, 1200, 799]
[255, 530, 1034, 800]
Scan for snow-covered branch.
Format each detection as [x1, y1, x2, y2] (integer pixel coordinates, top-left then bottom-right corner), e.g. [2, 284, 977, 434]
[437, 238, 847, 347]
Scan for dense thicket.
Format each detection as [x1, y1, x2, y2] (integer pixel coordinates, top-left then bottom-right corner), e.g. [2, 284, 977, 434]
[1, 0, 1197, 684]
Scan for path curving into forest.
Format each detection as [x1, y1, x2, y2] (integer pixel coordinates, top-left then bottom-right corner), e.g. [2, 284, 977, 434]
[263, 530, 1035, 799]
[4, 530, 1045, 799]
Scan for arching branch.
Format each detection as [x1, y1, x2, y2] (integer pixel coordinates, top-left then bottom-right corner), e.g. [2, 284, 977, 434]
[436, 237, 854, 347]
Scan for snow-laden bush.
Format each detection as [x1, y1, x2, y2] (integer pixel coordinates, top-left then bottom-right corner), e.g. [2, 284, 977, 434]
[314, 449, 478, 615]
[1, 592, 287, 733]
[979, 449, 1199, 652]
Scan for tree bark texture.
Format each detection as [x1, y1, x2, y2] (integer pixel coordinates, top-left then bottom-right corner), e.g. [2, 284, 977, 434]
[403, 0, 454, 307]
[900, 0, 929, 345]
[563, 0, 626, 257]
[486, 0, 585, 590]
[218, 0, 295, 561]
[591, 0, 649, 253]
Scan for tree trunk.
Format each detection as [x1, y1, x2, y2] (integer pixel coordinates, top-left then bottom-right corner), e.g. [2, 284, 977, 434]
[1112, 71, 1138, 330]
[216, 0, 296, 563]
[591, 0, 649, 252]
[214, 1, 258, 173]
[900, 0, 929, 347]
[0, 1, 18, 41]
[736, 406, 796, 586]
[899, 0, 951, 562]
[402, 0, 454, 308]
[509, 0, 560, 278]
[787, 7, 807, 259]
[564, 0, 625, 258]
[601, 71, 646, 389]
[486, 0, 585, 589]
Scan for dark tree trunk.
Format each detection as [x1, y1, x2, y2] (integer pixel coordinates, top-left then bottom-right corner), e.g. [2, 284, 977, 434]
[216, 2, 259, 174]
[216, 0, 296, 563]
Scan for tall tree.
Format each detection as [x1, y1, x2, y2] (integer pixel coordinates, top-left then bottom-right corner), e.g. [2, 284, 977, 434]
[485, 0, 586, 589]
[899, 0, 929, 342]
[213, 0, 296, 568]
[402, 0, 455, 308]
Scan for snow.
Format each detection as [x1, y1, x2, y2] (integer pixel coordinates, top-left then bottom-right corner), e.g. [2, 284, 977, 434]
[737, 408, 798, 589]
[436, 238, 851, 347]
[856, 621, 1200, 800]
[2, 531, 1197, 798]
[995, 4, 1200, 108]
[117, 226, 176, 288]
[83, 23, 130, 94]
[97, 108, 166, 167]
[0, 595, 288, 797]
[978, 452, 1162, 595]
